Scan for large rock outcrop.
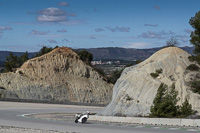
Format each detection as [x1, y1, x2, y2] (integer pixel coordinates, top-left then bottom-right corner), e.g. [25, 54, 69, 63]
[100, 47, 200, 116]
[0, 47, 113, 104]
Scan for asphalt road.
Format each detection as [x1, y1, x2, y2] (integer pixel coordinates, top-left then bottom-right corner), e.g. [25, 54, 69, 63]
[0, 101, 198, 133]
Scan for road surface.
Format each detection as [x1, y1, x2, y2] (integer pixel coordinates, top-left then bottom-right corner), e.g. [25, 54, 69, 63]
[0, 101, 198, 133]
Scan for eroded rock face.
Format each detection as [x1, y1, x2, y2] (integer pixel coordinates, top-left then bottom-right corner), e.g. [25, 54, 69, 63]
[0, 47, 113, 104]
[100, 47, 200, 116]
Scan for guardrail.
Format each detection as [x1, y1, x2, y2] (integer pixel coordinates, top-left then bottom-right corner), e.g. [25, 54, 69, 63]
[90, 115, 200, 127]
[0, 98, 107, 107]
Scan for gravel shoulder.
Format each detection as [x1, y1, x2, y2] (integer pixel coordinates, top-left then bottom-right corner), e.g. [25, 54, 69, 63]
[0, 125, 76, 133]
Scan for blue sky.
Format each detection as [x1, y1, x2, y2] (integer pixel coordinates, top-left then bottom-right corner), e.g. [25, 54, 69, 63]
[0, 0, 199, 52]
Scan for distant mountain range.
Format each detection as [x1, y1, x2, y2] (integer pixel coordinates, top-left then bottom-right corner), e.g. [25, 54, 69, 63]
[0, 46, 194, 65]
[85, 46, 194, 60]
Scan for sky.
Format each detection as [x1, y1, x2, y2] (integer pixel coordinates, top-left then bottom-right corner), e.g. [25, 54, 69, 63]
[0, 0, 199, 52]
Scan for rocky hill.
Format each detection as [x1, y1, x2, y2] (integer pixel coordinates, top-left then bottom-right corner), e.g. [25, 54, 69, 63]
[100, 47, 200, 116]
[0, 47, 113, 104]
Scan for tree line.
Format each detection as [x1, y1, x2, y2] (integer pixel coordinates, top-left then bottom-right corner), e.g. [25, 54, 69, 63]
[4, 46, 57, 72]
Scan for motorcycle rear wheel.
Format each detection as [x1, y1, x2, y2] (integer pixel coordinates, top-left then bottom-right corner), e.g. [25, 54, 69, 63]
[82, 118, 87, 123]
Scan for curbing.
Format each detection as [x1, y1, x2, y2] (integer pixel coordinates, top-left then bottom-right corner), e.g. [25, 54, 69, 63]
[89, 115, 200, 127]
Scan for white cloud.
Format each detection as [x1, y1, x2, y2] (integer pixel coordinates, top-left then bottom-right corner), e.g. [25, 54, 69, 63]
[30, 30, 49, 35]
[95, 28, 105, 32]
[176, 34, 190, 43]
[36, 7, 70, 22]
[154, 6, 161, 10]
[57, 29, 67, 33]
[0, 26, 12, 30]
[0, 26, 12, 39]
[90, 36, 96, 39]
[37, 14, 67, 22]
[48, 39, 58, 44]
[57, 2, 69, 7]
[37, 44, 50, 47]
[138, 30, 175, 39]
[106, 26, 131, 32]
[37, 7, 66, 16]
[123, 42, 153, 49]
[144, 24, 158, 27]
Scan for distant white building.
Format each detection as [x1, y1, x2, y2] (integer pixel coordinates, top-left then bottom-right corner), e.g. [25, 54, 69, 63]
[91, 60, 102, 65]
[114, 61, 120, 64]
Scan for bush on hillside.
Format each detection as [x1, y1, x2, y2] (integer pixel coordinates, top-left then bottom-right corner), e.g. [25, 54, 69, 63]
[93, 67, 105, 77]
[150, 69, 162, 79]
[156, 68, 163, 74]
[186, 64, 199, 71]
[166, 37, 179, 47]
[107, 69, 124, 84]
[150, 73, 159, 78]
[189, 80, 200, 94]
[188, 55, 200, 65]
[35, 46, 59, 57]
[75, 50, 93, 65]
[135, 60, 143, 64]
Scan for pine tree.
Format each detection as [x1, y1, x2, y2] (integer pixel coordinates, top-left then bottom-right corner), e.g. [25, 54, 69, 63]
[180, 98, 197, 117]
[150, 83, 168, 117]
[189, 11, 200, 55]
[150, 83, 197, 118]
[19, 51, 29, 65]
[4, 52, 20, 72]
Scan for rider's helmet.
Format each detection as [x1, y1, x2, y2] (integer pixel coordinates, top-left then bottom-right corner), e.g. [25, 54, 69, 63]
[86, 111, 90, 114]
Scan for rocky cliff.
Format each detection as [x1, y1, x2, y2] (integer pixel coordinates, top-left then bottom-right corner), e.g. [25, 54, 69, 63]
[100, 47, 200, 116]
[0, 47, 113, 104]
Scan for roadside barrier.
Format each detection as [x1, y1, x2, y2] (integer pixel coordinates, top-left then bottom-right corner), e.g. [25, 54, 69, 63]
[90, 115, 200, 127]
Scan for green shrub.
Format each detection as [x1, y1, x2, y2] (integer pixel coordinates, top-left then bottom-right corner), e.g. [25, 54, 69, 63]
[35, 46, 54, 57]
[107, 69, 124, 84]
[186, 64, 199, 71]
[150, 73, 159, 78]
[135, 60, 143, 64]
[189, 80, 200, 94]
[75, 50, 93, 65]
[126, 95, 132, 101]
[188, 55, 200, 65]
[156, 68, 163, 74]
[93, 67, 105, 77]
[150, 68, 162, 79]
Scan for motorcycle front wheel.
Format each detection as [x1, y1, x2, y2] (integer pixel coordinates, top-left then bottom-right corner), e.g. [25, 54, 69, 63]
[75, 119, 78, 123]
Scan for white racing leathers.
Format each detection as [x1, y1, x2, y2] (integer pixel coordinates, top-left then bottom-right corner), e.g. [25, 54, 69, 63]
[75, 113, 89, 123]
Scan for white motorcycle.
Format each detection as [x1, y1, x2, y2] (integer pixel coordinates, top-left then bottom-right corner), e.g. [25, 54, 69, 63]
[75, 111, 90, 123]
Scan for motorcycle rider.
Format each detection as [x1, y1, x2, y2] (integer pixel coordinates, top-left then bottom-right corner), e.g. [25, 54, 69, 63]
[83, 111, 90, 115]
[75, 111, 90, 123]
